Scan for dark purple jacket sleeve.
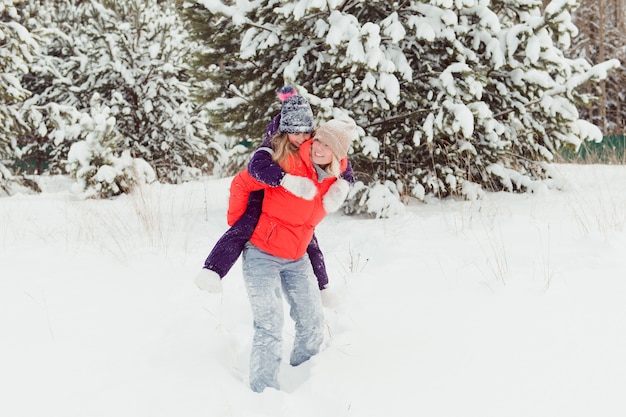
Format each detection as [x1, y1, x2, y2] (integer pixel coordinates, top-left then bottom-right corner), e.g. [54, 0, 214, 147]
[340, 159, 355, 184]
[247, 148, 285, 186]
[261, 113, 281, 147]
[247, 114, 284, 186]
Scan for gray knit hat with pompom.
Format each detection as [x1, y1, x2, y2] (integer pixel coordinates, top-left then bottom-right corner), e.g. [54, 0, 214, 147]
[279, 95, 314, 134]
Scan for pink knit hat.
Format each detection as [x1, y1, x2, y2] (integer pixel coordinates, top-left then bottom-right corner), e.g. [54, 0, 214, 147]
[314, 119, 357, 159]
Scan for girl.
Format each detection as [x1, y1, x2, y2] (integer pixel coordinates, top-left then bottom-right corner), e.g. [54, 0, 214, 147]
[195, 88, 354, 293]
[227, 119, 357, 392]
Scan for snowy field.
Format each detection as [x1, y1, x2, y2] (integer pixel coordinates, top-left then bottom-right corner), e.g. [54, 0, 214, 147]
[1, 164, 625, 417]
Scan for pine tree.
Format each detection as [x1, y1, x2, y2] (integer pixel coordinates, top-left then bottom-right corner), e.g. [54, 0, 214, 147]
[569, 0, 626, 135]
[65, 94, 156, 198]
[15, 0, 87, 177]
[180, 0, 285, 174]
[0, 0, 38, 195]
[19, 0, 215, 192]
[184, 0, 618, 217]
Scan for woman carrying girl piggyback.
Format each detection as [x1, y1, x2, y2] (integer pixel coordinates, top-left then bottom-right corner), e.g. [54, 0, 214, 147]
[195, 87, 354, 295]
[229, 118, 357, 393]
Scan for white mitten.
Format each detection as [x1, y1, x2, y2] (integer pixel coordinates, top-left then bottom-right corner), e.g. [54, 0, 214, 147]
[195, 269, 223, 293]
[281, 173, 317, 200]
[323, 179, 350, 213]
[320, 288, 341, 308]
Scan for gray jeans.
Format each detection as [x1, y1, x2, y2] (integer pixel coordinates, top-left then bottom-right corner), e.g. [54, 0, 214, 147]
[242, 243, 324, 393]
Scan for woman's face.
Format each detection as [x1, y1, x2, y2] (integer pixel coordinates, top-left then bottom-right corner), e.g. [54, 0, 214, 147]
[287, 132, 312, 148]
[311, 139, 333, 165]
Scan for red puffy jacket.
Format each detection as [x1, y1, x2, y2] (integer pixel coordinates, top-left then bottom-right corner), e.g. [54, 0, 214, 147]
[227, 139, 347, 260]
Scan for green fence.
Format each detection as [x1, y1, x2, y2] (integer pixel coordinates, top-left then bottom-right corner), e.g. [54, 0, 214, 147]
[557, 135, 625, 164]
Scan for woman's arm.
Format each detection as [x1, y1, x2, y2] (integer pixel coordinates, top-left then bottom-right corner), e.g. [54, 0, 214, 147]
[227, 171, 267, 226]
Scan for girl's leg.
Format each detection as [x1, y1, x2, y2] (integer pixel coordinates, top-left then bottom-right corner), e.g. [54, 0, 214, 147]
[280, 256, 324, 366]
[306, 233, 329, 290]
[203, 190, 264, 277]
[242, 243, 284, 392]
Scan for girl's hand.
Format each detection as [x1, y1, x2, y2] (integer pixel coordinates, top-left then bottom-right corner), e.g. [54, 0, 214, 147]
[280, 173, 318, 200]
[323, 179, 350, 212]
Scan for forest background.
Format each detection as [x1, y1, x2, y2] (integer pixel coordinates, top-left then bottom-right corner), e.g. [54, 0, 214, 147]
[0, 0, 624, 217]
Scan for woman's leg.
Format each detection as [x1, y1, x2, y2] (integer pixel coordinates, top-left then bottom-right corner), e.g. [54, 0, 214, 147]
[280, 256, 324, 366]
[242, 243, 284, 392]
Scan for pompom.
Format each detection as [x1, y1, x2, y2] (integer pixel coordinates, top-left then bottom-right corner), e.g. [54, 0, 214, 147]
[277, 85, 297, 102]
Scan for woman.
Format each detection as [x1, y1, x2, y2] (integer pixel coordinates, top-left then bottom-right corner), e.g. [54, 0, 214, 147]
[228, 119, 357, 393]
[195, 88, 354, 292]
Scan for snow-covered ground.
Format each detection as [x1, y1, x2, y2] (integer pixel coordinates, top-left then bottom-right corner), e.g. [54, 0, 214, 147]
[1, 164, 625, 417]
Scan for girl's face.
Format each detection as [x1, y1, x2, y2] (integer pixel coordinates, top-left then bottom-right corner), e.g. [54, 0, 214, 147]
[287, 132, 312, 148]
[311, 139, 333, 165]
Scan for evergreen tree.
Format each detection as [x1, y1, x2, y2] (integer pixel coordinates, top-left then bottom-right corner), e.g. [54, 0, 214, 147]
[16, 0, 88, 177]
[65, 93, 156, 198]
[182, 0, 617, 217]
[569, 0, 626, 135]
[181, 0, 284, 174]
[19, 0, 215, 192]
[0, 0, 38, 195]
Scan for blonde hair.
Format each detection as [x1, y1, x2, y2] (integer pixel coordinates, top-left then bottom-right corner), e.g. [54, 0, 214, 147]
[271, 132, 342, 178]
[271, 132, 299, 165]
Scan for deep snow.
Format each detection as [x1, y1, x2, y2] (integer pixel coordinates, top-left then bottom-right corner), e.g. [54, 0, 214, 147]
[1, 164, 625, 417]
